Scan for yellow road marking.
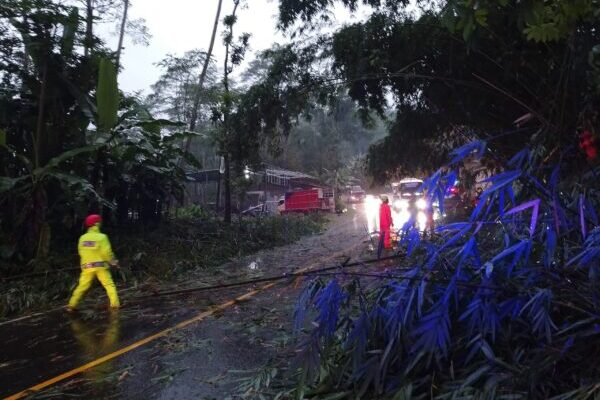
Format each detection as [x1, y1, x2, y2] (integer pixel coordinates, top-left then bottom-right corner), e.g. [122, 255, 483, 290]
[4, 243, 360, 400]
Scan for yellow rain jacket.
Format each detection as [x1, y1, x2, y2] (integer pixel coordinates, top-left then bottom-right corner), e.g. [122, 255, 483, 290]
[68, 225, 120, 309]
[78, 225, 115, 266]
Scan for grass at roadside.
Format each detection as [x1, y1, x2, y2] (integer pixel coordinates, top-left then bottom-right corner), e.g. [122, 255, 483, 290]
[0, 212, 327, 318]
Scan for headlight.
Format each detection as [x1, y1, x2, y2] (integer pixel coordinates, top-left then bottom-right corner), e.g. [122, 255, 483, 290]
[416, 198, 427, 210]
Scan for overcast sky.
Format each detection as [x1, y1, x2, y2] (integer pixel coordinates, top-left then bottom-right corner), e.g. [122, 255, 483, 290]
[99, 0, 371, 94]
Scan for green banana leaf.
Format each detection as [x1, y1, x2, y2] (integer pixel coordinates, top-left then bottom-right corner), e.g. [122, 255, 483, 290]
[97, 57, 119, 132]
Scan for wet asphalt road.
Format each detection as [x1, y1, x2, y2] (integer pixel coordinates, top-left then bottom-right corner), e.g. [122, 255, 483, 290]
[0, 208, 372, 399]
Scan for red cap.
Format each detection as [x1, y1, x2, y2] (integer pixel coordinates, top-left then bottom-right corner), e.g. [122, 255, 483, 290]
[84, 214, 102, 228]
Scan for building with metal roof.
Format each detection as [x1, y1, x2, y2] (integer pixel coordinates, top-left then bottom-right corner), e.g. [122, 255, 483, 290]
[184, 164, 326, 210]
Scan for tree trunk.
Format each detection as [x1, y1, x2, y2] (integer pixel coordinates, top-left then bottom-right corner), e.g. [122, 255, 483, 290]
[173, 0, 223, 212]
[216, 167, 221, 211]
[221, 0, 239, 225]
[224, 154, 231, 223]
[116, 183, 129, 224]
[34, 63, 48, 168]
[21, 14, 29, 72]
[182, 0, 223, 151]
[115, 0, 129, 72]
[84, 0, 94, 58]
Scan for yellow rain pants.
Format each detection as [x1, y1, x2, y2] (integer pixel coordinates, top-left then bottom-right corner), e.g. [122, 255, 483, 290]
[68, 266, 120, 309]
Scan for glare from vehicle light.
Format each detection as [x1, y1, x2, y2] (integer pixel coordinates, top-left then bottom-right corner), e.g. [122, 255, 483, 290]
[399, 210, 410, 223]
[365, 195, 378, 206]
[394, 199, 408, 209]
[364, 195, 381, 233]
[416, 198, 427, 210]
[417, 211, 428, 230]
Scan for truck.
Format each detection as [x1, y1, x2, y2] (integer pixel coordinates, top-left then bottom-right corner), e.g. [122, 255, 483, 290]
[279, 188, 334, 214]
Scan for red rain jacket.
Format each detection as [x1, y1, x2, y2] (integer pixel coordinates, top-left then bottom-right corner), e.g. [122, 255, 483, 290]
[379, 203, 393, 230]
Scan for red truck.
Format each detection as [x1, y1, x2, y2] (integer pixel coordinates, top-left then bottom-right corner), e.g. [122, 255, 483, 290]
[279, 188, 334, 214]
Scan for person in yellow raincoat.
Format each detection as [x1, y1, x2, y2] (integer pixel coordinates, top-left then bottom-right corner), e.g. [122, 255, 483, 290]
[67, 214, 120, 312]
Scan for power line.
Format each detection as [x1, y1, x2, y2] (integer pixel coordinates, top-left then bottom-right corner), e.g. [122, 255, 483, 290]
[128, 253, 406, 301]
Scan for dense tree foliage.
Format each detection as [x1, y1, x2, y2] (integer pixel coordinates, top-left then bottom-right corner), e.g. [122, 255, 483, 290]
[146, 50, 220, 126]
[0, 0, 195, 261]
[228, 43, 328, 167]
[278, 0, 600, 182]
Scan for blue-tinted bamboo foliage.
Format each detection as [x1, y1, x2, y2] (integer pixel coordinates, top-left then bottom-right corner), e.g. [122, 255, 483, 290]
[294, 141, 600, 398]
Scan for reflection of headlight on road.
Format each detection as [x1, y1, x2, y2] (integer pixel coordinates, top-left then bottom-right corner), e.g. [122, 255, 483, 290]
[394, 199, 408, 209]
[416, 198, 427, 210]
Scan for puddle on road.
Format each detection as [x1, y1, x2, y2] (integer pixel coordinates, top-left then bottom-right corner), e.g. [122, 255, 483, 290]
[70, 312, 122, 388]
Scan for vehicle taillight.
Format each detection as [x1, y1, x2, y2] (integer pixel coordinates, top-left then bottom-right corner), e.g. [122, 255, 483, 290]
[450, 187, 459, 195]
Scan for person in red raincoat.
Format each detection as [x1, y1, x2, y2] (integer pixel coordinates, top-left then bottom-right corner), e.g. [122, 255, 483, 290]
[378, 195, 394, 258]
